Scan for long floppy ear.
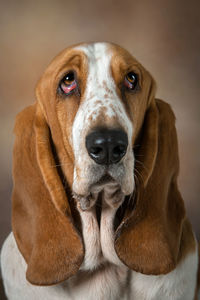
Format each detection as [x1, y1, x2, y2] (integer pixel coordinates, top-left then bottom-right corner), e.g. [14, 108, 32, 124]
[115, 99, 187, 275]
[12, 103, 84, 285]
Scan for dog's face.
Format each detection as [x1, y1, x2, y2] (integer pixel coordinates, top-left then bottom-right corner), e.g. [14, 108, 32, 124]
[13, 42, 187, 285]
[37, 42, 155, 210]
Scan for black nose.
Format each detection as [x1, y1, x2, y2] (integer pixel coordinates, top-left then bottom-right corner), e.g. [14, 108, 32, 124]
[86, 129, 128, 165]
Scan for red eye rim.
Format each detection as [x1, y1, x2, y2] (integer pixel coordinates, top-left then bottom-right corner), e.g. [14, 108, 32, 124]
[60, 80, 77, 94]
[124, 72, 138, 90]
[60, 71, 77, 95]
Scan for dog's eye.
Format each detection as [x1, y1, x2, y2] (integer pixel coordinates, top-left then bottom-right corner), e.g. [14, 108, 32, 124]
[124, 72, 138, 90]
[60, 72, 77, 95]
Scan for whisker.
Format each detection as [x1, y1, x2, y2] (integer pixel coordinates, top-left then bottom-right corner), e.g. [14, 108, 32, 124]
[127, 191, 134, 207]
[50, 162, 72, 168]
[134, 173, 140, 201]
[134, 168, 144, 185]
[134, 159, 148, 173]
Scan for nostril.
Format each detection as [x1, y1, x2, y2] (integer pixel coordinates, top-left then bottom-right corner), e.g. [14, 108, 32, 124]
[90, 147, 103, 156]
[112, 145, 127, 158]
[89, 145, 107, 164]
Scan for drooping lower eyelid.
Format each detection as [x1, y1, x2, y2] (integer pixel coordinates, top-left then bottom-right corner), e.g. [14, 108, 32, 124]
[124, 77, 134, 89]
[60, 80, 77, 94]
[123, 73, 140, 91]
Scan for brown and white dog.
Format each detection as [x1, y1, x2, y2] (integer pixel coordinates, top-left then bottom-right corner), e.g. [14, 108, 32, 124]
[1, 42, 199, 300]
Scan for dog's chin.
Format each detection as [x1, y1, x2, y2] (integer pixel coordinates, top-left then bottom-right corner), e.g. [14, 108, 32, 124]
[73, 176, 120, 211]
[72, 168, 134, 211]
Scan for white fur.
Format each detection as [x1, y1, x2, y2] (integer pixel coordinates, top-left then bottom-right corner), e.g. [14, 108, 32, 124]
[100, 205, 124, 266]
[72, 43, 134, 197]
[1, 232, 198, 300]
[100, 185, 126, 267]
[78, 207, 102, 270]
[129, 239, 199, 300]
[77, 182, 125, 271]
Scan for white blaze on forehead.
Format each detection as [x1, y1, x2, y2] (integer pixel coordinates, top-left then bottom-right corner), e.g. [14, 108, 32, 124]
[73, 42, 133, 146]
[72, 42, 134, 195]
[75, 43, 131, 125]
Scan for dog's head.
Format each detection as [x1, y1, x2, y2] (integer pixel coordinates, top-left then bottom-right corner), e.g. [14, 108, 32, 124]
[36, 42, 155, 207]
[12, 42, 185, 285]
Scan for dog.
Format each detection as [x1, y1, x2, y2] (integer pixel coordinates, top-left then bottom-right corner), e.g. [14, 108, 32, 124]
[1, 42, 199, 299]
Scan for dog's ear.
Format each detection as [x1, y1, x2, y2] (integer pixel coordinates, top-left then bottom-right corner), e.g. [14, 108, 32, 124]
[115, 98, 187, 275]
[12, 103, 84, 286]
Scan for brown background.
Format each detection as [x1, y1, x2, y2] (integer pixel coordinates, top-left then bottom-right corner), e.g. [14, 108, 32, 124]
[0, 0, 200, 251]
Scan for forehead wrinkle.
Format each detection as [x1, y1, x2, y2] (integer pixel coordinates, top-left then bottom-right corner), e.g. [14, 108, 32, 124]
[110, 49, 144, 92]
[55, 52, 85, 76]
[75, 43, 116, 96]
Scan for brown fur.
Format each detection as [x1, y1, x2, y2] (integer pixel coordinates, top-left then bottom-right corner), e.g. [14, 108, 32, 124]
[12, 104, 84, 285]
[11, 43, 198, 289]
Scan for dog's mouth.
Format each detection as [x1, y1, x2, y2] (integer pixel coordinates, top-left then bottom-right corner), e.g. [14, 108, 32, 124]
[72, 148, 135, 215]
[72, 171, 136, 229]
[90, 173, 116, 190]
[73, 172, 128, 211]
[96, 173, 114, 184]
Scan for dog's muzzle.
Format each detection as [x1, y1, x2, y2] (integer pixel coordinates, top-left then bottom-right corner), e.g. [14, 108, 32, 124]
[86, 128, 128, 165]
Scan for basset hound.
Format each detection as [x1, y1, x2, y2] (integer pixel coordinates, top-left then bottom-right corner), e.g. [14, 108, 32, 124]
[1, 42, 199, 300]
